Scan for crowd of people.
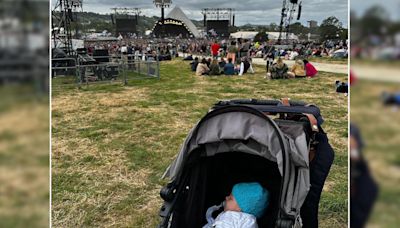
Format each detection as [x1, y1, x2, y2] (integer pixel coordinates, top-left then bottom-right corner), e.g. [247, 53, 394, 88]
[189, 56, 254, 76]
[80, 37, 335, 80]
[82, 36, 347, 63]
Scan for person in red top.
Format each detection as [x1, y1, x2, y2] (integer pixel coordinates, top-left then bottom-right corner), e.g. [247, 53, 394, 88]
[211, 41, 221, 59]
[303, 59, 318, 78]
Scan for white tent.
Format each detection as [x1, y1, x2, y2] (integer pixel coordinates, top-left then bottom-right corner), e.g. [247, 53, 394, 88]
[229, 31, 299, 41]
[166, 6, 200, 38]
[230, 31, 258, 39]
[266, 32, 299, 41]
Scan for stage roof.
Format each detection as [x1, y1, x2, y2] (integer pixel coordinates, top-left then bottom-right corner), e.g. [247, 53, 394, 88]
[166, 6, 200, 38]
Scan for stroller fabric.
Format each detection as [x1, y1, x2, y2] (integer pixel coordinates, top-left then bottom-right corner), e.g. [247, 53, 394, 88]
[160, 101, 334, 228]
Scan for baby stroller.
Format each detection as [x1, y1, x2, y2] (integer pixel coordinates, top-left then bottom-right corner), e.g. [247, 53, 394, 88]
[159, 99, 335, 228]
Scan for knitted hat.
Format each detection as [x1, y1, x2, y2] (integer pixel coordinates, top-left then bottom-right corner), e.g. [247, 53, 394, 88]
[232, 182, 269, 218]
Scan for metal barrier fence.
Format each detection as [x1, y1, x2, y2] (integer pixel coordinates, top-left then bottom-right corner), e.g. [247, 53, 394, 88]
[51, 54, 160, 89]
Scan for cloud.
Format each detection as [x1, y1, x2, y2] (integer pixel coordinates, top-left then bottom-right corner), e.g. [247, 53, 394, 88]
[63, 0, 348, 26]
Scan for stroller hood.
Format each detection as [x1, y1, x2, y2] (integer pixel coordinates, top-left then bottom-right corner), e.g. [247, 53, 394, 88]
[163, 106, 288, 181]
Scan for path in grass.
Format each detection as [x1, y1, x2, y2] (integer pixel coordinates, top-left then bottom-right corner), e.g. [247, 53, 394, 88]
[351, 80, 400, 227]
[52, 59, 348, 227]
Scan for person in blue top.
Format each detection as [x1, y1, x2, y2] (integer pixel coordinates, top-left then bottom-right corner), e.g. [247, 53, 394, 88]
[223, 58, 235, 75]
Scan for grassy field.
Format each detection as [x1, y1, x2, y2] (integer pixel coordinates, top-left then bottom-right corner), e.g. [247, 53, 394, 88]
[52, 59, 348, 227]
[351, 80, 400, 227]
[0, 86, 49, 227]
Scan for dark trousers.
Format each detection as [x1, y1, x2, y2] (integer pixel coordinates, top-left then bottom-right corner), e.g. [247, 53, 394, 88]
[301, 131, 335, 228]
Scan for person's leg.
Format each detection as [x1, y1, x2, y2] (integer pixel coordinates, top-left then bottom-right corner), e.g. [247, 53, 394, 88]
[287, 72, 295, 78]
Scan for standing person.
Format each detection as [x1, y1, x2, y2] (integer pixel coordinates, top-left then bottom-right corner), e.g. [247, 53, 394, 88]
[264, 47, 275, 72]
[211, 41, 221, 59]
[227, 41, 238, 64]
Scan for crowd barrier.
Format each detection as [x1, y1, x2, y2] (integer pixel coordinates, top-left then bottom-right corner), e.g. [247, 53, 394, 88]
[51, 54, 160, 89]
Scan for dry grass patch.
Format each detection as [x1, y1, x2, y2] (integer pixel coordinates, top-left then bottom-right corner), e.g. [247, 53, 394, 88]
[52, 59, 348, 227]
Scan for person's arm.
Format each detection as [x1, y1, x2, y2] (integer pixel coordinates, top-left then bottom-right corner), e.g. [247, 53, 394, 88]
[239, 62, 244, 75]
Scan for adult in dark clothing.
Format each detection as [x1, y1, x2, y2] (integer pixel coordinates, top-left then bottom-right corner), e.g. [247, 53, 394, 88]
[206, 58, 212, 68]
[190, 57, 199, 72]
[264, 51, 275, 72]
[350, 124, 378, 228]
[238, 57, 254, 76]
[218, 58, 226, 69]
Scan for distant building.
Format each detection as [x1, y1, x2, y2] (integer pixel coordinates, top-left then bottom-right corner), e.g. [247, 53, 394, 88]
[307, 20, 318, 28]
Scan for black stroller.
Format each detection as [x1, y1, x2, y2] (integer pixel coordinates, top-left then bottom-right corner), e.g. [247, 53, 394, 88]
[159, 99, 335, 228]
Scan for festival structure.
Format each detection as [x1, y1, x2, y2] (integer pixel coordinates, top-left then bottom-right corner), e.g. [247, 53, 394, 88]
[152, 6, 200, 38]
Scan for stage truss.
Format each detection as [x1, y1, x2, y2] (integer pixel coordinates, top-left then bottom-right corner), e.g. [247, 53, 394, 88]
[52, 0, 82, 56]
[278, 0, 302, 44]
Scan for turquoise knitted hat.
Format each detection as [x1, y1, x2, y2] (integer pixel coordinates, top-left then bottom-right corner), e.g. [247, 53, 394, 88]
[232, 182, 269, 218]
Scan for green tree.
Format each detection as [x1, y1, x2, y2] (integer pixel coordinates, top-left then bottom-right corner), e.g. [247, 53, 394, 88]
[254, 31, 268, 42]
[269, 23, 279, 32]
[289, 22, 309, 35]
[319, 16, 344, 40]
[360, 5, 389, 36]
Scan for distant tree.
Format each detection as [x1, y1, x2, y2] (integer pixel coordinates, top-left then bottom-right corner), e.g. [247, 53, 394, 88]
[254, 31, 268, 42]
[288, 22, 309, 35]
[360, 5, 389, 36]
[319, 16, 344, 40]
[269, 23, 279, 32]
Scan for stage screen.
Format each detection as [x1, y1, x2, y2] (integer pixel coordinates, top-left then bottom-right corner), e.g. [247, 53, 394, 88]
[115, 18, 137, 35]
[206, 20, 230, 37]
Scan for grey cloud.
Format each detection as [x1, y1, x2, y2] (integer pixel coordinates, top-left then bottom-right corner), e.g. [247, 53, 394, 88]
[74, 0, 348, 26]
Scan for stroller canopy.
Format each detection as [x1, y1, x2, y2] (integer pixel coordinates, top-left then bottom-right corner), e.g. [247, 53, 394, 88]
[163, 106, 288, 180]
[162, 106, 310, 224]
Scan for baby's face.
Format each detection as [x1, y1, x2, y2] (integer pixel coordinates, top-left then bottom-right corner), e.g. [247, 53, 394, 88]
[224, 193, 241, 212]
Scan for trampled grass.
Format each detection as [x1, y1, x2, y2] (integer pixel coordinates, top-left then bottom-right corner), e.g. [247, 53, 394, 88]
[0, 87, 49, 228]
[52, 59, 348, 227]
[350, 80, 400, 227]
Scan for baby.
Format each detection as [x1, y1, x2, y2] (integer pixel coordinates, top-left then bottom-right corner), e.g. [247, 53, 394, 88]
[203, 182, 269, 228]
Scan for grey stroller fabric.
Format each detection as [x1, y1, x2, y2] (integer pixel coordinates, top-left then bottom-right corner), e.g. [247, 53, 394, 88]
[163, 107, 311, 225]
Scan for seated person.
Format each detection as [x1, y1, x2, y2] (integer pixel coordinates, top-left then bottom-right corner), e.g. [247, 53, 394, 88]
[238, 57, 254, 76]
[183, 55, 194, 61]
[288, 60, 306, 78]
[224, 58, 235, 75]
[209, 59, 221, 76]
[303, 59, 318, 77]
[382, 91, 400, 105]
[266, 58, 289, 79]
[190, 57, 199, 72]
[196, 58, 210, 76]
[219, 58, 226, 69]
[206, 58, 212, 68]
[203, 182, 269, 228]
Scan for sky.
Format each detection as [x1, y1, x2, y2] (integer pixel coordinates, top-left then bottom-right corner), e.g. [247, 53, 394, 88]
[52, 0, 348, 27]
[351, 0, 400, 21]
